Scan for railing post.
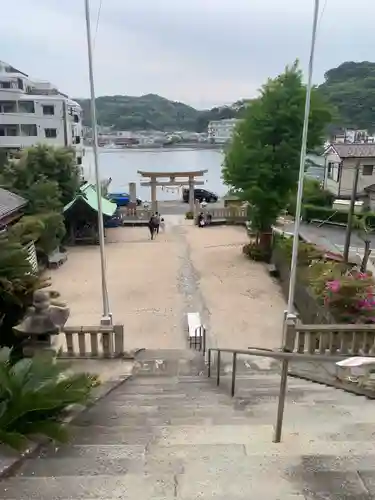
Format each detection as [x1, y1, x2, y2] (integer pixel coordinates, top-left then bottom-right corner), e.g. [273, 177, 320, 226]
[273, 315, 296, 443]
[231, 352, 237, 397]
[114, 324, 124, 356]
[202, 326, 206, 355]
[208, 349, 211, 378]
[216, 351, 221, 386]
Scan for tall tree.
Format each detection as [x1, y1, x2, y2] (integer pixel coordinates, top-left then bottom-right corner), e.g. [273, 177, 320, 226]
[223, 62, 332, 254]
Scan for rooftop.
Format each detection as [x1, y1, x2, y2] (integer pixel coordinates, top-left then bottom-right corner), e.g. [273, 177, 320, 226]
[0, 187, 27, 221]
[327, 143, 375, 158]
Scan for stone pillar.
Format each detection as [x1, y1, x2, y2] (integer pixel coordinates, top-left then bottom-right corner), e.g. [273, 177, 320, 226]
[151, 178, 157, 213]
[129, 182, 137, 204]
[188, 177, 195, 212]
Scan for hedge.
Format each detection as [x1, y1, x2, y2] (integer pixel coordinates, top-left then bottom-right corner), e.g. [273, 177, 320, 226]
[302, 204, 375, 228]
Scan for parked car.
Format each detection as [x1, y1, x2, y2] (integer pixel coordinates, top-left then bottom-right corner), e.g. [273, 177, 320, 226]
[182, 188, 218, 203]
[108, 193, 142, 206]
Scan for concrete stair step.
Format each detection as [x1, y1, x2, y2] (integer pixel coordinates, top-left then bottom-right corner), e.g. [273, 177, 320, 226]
[0, 474, 175, 499]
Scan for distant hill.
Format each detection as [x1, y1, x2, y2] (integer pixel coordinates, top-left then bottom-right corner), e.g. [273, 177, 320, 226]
[317, 61, 375, 132]
[77, 61, 375, 133]
[76, 93, 200, 131]
[75, 93, 251, 132]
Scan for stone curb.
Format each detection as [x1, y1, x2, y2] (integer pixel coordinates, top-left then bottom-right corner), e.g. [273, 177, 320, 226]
[0, 372, 132, 480]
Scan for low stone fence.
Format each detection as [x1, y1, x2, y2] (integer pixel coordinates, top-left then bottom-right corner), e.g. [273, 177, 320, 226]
[197, 206, 248, 225]
[119, 207, 151, 221]
[58, 324, 125, 358]
[287, 323, 375, 357]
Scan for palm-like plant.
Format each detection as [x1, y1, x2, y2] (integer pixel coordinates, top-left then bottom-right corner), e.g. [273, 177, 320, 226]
[0, 348, 99, 450]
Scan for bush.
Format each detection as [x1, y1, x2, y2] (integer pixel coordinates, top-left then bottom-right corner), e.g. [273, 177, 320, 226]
[323, 270, 375, 323]
[243, 242, 271, 262]
[185, 211, 194, 220]
[0, 348, 99, 450]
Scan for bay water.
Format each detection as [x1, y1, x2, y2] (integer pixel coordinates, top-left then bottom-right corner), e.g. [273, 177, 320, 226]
[83, 147, 324, 202]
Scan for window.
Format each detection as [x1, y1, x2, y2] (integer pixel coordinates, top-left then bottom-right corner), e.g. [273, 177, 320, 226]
[75, 136, 81, 144]
[44, 128, 57, 138]
[42, 105, 55, 116]
[73, 114, 79, 123]
[363, 165, 374, 176]
[0, 101, 16, 113]
[17, 78, 24, 90]
[20, 124, 37, 136]
[0, 125, 18, 136]
[0, 81, 11, 89]
[18, 100, 35, 113]
[77, 156, 82, 165]
[327, 162, 340, 182]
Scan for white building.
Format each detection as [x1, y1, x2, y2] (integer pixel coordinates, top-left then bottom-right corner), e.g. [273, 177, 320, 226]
[323, 143, 375, 203]
[207, 118, 240, 144]
[0, 61, 84, 167]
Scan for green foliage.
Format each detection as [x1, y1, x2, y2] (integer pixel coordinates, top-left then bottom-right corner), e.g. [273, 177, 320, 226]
[0, 348, 99, 450]
[287, 178, 334, 216]
[10, 214, 65, 256]
[0, 231, 41, 350]
[318, 61, 375, 131]
[0, 145, 77, 257]
[185, 211, 194, 220]
[242, 242, 271, 262]
[77, 94, 201, 132]
[223, 61, 332, 235]
[0, 145, 80, 207]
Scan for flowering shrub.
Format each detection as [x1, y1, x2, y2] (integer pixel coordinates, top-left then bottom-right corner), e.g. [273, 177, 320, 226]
[323, 270, 375, 323]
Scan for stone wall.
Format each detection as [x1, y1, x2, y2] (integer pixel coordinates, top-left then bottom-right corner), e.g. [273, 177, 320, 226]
[271, 245, 335, 324]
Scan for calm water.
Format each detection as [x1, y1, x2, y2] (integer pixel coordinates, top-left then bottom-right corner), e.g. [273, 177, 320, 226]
[83, 147, 225, 202]
[83, 147, 325, 202]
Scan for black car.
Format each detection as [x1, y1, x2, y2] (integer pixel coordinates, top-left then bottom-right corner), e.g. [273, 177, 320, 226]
[182, 188, 218, 203]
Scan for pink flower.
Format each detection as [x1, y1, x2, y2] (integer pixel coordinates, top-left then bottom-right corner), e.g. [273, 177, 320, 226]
[326, 280, 340, 293]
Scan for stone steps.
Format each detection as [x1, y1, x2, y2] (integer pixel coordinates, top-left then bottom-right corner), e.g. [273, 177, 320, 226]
[2, 348, 375, 499]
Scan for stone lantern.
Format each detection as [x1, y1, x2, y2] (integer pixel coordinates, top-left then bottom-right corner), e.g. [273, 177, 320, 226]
[13, 289, 70, 358]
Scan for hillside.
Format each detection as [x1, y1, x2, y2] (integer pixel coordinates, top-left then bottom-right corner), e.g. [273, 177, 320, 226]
[317, 61, 375, 132]
[76, 93, 200, 131]
[77, 61, 375, 133]
[76, 93, 250, 132]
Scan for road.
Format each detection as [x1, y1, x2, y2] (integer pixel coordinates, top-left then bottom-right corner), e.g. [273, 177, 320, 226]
[281, 221, 375, 254]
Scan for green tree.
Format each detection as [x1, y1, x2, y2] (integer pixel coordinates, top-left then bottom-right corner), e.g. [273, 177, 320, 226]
[223, 62, 332, 254]
[287, 178, 334, 216]
[0, 231, 40, 350]
[0, 146, 80, 256]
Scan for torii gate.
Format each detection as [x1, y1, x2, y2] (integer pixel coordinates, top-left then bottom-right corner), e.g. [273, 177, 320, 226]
[138, 170, 208, 213]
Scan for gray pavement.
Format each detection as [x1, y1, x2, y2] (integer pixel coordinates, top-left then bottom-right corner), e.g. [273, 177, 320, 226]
[281, 221, 375, 253]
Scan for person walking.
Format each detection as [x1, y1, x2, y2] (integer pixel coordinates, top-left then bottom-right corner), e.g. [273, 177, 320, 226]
[148, 214, 157, 240]
[154, 212, 161, 234]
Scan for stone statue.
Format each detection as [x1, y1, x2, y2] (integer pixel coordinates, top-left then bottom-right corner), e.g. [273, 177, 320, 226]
[13, 289, 70, 357]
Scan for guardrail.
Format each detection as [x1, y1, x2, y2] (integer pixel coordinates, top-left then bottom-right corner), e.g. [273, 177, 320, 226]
[59, 324, 124, 358]
[207, 347, 347, 443]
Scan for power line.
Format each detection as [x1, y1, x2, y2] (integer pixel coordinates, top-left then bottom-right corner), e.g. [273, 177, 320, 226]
[317, 0, 328, 30]
[93, 0, 103, 50]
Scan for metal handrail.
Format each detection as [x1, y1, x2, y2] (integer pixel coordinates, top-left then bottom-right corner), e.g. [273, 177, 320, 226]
[189, 325, 206, 354]
[207, 347, 346, 443]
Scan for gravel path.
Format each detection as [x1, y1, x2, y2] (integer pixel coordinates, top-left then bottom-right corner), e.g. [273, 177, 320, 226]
[50, 218, 286, 351]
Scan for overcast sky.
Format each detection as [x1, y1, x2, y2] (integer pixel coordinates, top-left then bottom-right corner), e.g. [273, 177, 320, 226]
[1, 0, 374, 109]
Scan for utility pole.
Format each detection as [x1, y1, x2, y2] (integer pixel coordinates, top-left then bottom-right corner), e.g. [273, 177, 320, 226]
[84, 0, 111, 324]
[343, 160, 360, 263]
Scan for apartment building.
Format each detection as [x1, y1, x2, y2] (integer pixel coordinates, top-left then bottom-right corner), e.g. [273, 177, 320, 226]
[207, 118, 240, 144]
[0, 61, 84, 166]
